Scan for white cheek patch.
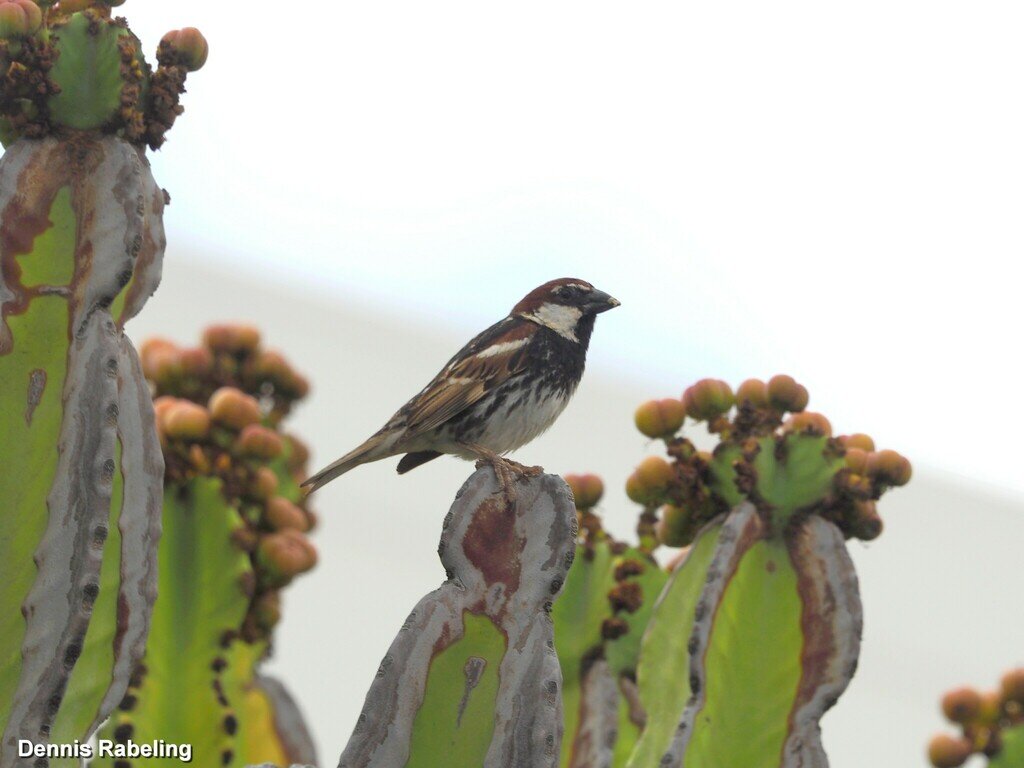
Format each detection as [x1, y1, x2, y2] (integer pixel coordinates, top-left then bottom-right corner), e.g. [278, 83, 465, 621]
[528, 303, 582, 341]
[475, 338, 530, 358]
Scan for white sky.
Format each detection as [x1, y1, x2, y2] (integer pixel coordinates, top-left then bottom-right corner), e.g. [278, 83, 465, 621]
[130, 1, 1023, 495]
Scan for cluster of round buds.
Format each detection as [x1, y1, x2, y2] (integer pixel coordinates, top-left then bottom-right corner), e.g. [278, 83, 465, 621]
[824, 434, 911, 540]
[728, 374, 811, 437]
[153, 388, 315, 527]
[839, 435, 913, 489]
[621, 439, 721, 549]
[0, 0, 207, 147]
[140, 325, 310, 427]
[927, 670, 1024, 767]
[144, 327, 316, 644]
[0, 0, 42, 38]
[626, 375, 911, 546]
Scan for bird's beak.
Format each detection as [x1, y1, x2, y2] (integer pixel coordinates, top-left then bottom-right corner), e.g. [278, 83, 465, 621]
[586, 290, 621, 314]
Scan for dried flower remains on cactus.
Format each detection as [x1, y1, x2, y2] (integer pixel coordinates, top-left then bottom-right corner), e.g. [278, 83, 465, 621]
[0, 0, 208, 148]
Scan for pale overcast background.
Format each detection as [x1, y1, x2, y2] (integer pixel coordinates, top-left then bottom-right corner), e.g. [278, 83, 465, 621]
[123, 2, 1022, 767]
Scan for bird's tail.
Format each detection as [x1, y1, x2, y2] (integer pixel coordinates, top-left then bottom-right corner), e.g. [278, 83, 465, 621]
[301, 433, 393, 493]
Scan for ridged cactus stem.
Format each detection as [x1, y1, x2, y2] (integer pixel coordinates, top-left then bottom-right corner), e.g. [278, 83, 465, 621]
[340, 468, 576, 768]
[0, 3, 207, 761]
[554, 375, 910, 768]
[95, 326, 317, 768]
[0, 134, 166, 765]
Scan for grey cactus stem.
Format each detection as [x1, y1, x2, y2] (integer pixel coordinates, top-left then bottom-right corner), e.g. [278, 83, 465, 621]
[0, 135, 166, 764]
[339, 468, 577, 768]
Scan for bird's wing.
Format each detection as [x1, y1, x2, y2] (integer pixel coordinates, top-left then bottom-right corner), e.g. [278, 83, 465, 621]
[401, 320, 535, 435]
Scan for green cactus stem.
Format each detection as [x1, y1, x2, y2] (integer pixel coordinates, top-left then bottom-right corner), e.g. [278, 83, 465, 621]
[656, 504, 862, 768]
[94, 328, 317, 768]
[0, 3, 205, 760]
[626, 525, 721, 768]
[989, 728, 1024, 768]
[339, 468, 576, 768]
[0, 135, 166, 765]
[552, 376, 908, 767]
[100, 476, 253, 766]
[621, 376, 908, 768]
[553, 474, 668, 768]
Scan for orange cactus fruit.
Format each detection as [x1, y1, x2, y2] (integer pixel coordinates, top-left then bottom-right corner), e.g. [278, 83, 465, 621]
[735, 378, 769, 408]
[162, 401, 211, 441]
[657, 504, 697, 547]
[179, 346, 214, 376]
[866, 449, 913, 487]
[202, 323, 260, 354]
[941, 687, 983, 724]
[634, 398, 686, 439]
[926, 734, 972, 768]
[139, 338, 182, 383]
[563, 473, 604, 509]
[265, 496, 310, 532]
[766, 374, 809, 413]
[208, 387, 263, 431]
[782, 411, 833, 437]
[0, 0, 43, 37]
[682, 379, 735, 421]
[839, 433, 875, 452]
[236, 424, 284, 460]
[637, 455, 674, 489]
[161, 26, 209, 72]
[250, 467, 280, 501]
[844, 447, 869, 474]
[257, 529, 318, 579]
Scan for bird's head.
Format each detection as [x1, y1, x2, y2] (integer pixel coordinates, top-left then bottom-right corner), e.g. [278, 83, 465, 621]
[512, 278, 620, 342]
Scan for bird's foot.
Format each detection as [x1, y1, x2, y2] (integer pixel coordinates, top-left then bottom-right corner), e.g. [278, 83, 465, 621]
[464, 444, 544, 509]
[503, 458, 544, 478]
[472, 455, 544, 508]
[473, 456, 519, 508]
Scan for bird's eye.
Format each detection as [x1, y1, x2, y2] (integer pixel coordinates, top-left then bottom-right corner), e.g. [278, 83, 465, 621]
[555, 286, 577, 300]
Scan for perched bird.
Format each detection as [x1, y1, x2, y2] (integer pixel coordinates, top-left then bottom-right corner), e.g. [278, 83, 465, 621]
[302, 278, 619, 498]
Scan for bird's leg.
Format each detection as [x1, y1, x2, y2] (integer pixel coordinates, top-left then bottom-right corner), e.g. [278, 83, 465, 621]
[460, 443, 526, 508]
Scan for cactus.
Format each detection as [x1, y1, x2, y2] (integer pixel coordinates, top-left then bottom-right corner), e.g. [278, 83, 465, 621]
[93, 327, 316, 768]
[0, 1, 205, 762]
[928, 670, 1024, 767]
[552, 474, 668, 768]
[339, 468, 576, 768]
[552, 376, 909, 768]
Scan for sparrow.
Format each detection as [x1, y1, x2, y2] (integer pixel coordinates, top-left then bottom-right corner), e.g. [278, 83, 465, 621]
[302, 278, 619, 499]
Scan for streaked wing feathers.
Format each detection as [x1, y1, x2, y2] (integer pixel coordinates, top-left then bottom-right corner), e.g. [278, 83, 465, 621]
[402, 321, 534, 435]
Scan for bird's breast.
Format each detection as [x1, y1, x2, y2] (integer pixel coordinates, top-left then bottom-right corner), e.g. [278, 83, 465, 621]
[444, 378, 574, 455]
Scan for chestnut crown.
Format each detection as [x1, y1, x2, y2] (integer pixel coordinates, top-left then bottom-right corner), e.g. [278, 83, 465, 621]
[512, 278, 619, 316]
